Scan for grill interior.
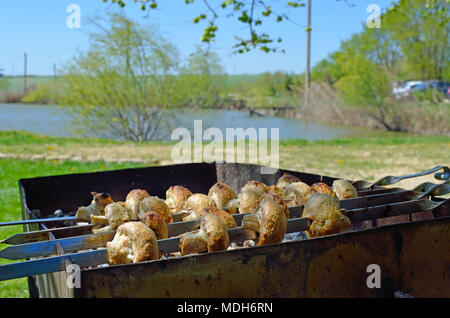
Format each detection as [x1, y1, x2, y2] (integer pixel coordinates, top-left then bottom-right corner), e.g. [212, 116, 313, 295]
[6, 162, 449, 297]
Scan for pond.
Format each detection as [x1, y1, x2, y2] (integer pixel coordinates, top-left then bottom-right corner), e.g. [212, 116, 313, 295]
[0, 103, 375, 141]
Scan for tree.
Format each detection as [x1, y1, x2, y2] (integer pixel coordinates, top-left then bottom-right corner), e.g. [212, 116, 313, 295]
[334, 50, 393, 130]
[59, 12, 181, 141]
[103, 0, 308, 53]
[174, 45, 226, 107]
[382, 0, 450, 80]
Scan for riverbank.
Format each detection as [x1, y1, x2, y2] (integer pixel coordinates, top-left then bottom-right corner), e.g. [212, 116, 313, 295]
[0, 130, 449, 297]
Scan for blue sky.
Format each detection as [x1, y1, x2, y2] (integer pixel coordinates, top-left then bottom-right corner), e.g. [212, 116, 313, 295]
[0, 0, 396, 76]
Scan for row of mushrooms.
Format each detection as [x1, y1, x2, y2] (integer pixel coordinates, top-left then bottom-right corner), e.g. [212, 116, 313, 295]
[75, 173, 358, 266]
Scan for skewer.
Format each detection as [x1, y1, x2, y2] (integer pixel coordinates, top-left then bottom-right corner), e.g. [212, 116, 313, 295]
[1, 179, 449, 246]
[0, 196, 448, 282]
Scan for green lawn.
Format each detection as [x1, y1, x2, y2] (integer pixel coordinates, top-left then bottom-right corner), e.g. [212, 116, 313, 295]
[0, 158, 145, 298]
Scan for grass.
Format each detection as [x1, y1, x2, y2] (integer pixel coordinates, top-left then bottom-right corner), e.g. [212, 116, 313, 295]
[0, 130, 448, 297]
[0, 158, 145, 298]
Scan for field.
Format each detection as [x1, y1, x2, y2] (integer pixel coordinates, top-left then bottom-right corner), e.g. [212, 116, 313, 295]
[0, 130, 449, 297]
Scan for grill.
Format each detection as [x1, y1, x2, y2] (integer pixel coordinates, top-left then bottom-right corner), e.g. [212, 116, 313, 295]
[1, 162, 449, 298]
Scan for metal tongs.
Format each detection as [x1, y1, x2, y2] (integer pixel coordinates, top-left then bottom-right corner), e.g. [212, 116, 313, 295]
[352, 165, 450, 190]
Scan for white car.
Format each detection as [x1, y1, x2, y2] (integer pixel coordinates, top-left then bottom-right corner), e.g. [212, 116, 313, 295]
[392, 81, 424, 99]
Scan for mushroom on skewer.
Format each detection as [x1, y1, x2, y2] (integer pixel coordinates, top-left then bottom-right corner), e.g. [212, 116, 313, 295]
[139, 196, 172, 224]
[242, 196, 287, 246]
[198, 207, 237, 229]
[106, 222, 159, 265]
[165, 185, 192, 214]
[282, 181, 311, 207]
[302, 193, 351, 238]
[179, 214, 229, 256]
[75, 192, 114, 221]
[208, 182, 237, 210]
[91, 202, 130, 234]
[139, 211, 169, 239]
[125, 189, 150, 220]
[308, 182, 339, 202]
[332, 179, 358, 200]
[182, 194, 217, 221]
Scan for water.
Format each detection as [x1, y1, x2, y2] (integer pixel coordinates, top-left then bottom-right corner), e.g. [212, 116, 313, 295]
[0, 103, 372, 141]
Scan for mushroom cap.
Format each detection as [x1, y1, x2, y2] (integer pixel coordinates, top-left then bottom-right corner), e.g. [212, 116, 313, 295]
[92, 192, 114, 215]
[179, 214, 229, 255]
[165, 185, 192, 213]
[139, 211, 168, 239]
[199, 207, 237, 229]
[302, 193, 351, 237]
[332, 180, 358, 200]
[282, 181, 311, 207]
[125, 189, 150, 220]
[106, 221, 159, 265]
[266, 184, 283, 196]
[139, 196, 172, 223]
[201, 213, 230, 252]
[309, 182, 338, 201]
[75, 192, 113, 221]
[104, 202, 130, 229]
[253, 197, 287, 246]
[184, 193, 217, 214]
[241, 180, 268, 193]
[276, 173, 301, 189]
[208, 182, 237, 209]
[239, 188, 264, 213]
[257, 193, 290, 219]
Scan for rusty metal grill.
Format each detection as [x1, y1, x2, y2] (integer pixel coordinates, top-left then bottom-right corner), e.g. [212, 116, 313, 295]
[2, 162, 449, 298]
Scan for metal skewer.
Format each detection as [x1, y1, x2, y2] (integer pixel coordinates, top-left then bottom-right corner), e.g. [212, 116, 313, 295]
[0, 196, 448, 282]
[1, 179, 449, 247]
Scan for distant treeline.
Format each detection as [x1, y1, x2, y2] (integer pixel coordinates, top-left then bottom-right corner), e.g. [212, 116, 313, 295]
[0, 0, 448, 138]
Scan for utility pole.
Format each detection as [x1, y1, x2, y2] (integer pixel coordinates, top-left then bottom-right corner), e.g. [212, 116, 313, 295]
[305, 0, 311, 108]
[53, 63, 57, 81]
[24, 53, 27, 95]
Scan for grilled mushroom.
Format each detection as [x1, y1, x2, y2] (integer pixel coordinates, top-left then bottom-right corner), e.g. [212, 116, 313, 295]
[125, 189, 150, 220]
[179, 214, 229, 255]
[239, 187, 264, 214]
[332, 180, 358, 200]
[139, 196, 172, 224]
[198, 207, 237, 229]
[76, 192, 114, 221]
[208, 182, 237, 209]
[276, 173, 301, 189]
[182, 194, 217, 221]
[282, 181, 311, 207]
[241, 180, 268, 193]
[92, 202, 130, 234]
[106, 222, 159, 265]
[257, 193, 290, 219]
[242, 196, 287, 246]
[308, 182, 339, 202]
[165, 185, 192, 213]
[139, 211, 168, 239]
[302, 193, 351, 238]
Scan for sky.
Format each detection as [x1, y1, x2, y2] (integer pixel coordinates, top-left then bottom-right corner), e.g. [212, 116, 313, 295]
[0, 0, 397, 76]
